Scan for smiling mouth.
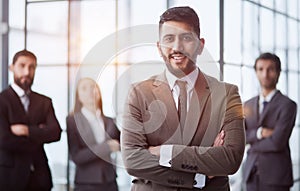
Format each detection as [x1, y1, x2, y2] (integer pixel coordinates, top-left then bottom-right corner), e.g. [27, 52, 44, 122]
[170, 54, 186, 61]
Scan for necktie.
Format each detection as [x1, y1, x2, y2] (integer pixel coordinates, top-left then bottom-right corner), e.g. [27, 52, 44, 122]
[176, 80, 187, 130]
[21, 92, 30, 112]
[262, 101, 268, 113]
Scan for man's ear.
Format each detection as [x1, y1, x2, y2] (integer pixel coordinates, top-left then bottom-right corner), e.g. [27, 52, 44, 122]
[9, 64, 13, 72]
[197, 38, 205, 55]
[157, 41, 163, 57]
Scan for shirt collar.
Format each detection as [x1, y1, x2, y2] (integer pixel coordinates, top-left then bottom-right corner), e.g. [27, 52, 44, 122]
[81, 107, 101, 121]
[259, 89, 277, 103]
[165, 68, 199, 91]
[11, 83, 26, 97]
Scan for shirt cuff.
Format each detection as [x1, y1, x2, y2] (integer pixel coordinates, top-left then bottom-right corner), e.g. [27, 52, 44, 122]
[194, 173, 206, 188]
[159, 145, 173, 167]
[256, 127, 263, 139]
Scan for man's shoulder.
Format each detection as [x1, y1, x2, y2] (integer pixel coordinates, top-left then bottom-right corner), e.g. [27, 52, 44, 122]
[0, 87, 10, 96]
[276, 91, 297, 107]
[30, 91, 52, 102]
[131, 74, 163, 89]
[244, 96, 257, 105]
[134, 78, 156, 86]
[0, 86, 15, 100]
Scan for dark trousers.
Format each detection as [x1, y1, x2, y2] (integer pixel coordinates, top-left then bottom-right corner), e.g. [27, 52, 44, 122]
[75, 180, 118, 191]
[246, 170, 290, 191]
[25, 170, 51, 191]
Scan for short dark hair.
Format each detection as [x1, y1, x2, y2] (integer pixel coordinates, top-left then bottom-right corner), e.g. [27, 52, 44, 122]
[12, 49, 37, 65]
[159, 6, 200, 38]
[254, 52, 281, 73]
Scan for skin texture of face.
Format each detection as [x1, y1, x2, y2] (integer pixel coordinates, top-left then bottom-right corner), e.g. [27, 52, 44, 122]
[157, 21, 205, 78]
[255, 59, 280, 95]
[10, 56, 36, 91]
[77, 78, 101, 109]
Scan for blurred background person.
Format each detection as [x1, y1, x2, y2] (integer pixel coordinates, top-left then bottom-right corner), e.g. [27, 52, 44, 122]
[0, 49, 62, 191]
[243, 53, 297, 191]
[67, 77, 120, 191]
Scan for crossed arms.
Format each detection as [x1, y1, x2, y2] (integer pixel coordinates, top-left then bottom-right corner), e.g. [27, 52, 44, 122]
[121, 84, 245, 188]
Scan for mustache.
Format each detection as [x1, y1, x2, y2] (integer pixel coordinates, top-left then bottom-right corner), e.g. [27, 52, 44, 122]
[168, 51, 190, 59]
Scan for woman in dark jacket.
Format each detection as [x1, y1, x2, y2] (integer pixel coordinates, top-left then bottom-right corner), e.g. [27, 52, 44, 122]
[67, 78, 120, 191]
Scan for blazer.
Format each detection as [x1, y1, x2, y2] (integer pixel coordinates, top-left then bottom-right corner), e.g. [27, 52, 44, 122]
[122, 70, 245, 191]
[243, 91, 297, 187]
[0, 86, 62, 191]
[66, 112, 120, 185]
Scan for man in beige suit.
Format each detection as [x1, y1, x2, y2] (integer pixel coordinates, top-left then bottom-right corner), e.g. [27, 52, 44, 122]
[122, 6, 245, 191]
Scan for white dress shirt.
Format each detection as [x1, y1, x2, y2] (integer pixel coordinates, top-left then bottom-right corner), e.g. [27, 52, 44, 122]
[81, 107, 105, 144]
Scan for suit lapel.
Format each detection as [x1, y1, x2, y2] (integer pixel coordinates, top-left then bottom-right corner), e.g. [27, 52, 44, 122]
[183, 71, 210, 145]
[8, 86, 27, 115]
[27, 91, 35, 114]
[74, 112, 97, 145]
[258, 91, 280, 125]
[152, 72, 182, 144]
[200, 74, 227, 146]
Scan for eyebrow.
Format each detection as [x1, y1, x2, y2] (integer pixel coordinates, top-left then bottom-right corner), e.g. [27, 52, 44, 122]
[180, 32, 194, 36]
[162, 32, 194, 38]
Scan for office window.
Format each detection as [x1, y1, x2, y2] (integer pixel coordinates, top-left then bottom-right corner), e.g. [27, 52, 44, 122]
[224, 0, 242, 64]
[260, 8, 274, 50]
[4, 1, 300, 191]
[171, 0, 220, 61]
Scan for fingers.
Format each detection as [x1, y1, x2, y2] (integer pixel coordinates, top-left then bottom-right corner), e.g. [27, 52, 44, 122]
[107, 139, 120, 152]
[261, 128, 273, 138]
[10, 124, 29, 136]
[148, 146, 160, 156]
[213, 130, 225, 147]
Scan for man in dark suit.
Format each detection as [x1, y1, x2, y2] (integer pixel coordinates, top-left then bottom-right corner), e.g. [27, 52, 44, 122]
[121, 6, 245, 191]
[0, 50, 62, 191]
[243, 52, 297, 191]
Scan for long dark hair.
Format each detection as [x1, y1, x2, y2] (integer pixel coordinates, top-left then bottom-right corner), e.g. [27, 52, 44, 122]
[73, 78, 104, 116]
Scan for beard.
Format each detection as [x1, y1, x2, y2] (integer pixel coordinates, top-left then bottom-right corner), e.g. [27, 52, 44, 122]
[14, 76, 33, 91]
[161, 51, 196, 78]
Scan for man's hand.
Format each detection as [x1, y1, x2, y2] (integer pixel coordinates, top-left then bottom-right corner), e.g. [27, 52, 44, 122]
[261, 127, 273, 138]
[10, 124, 29, 136]
[148, 146, 161, 156]
[213, 130, 225, 147]
[107, 139, 120, 152]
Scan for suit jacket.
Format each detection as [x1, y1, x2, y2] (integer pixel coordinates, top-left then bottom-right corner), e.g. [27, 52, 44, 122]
[0, 86, 62, 191]
[122, 70, 245, 191]
[243, 91, 297, 187]
[66, 112, 120, 185]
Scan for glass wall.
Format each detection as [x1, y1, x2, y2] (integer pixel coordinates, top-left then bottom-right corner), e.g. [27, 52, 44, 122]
[224, 0, 300, 190]
[4, 0, 300, 190]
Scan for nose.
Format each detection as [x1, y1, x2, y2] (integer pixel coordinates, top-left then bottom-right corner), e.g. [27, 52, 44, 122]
[262, 69, 268, 78]
[23, 66, 30, 76]
[172, 37, 183, 52]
